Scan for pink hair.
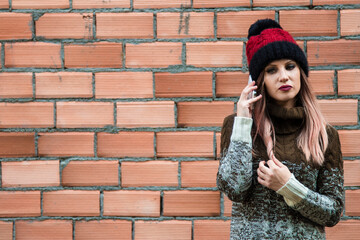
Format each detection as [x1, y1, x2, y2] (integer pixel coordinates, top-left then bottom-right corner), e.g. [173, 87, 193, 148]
[253, 69, 328, 166]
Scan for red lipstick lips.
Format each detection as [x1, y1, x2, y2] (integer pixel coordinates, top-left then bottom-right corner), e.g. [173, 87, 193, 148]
[279, 85, 292, 91]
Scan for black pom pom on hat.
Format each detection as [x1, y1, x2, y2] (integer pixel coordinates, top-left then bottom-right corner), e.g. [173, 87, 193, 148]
[247, 19, 282, 39]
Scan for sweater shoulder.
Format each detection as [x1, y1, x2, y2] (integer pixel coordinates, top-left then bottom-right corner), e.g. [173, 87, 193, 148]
[220, 113, 237, 154]
[222, 113, 237, 129]
[326, 124, 339, 140]
[324, 125, 343, 170]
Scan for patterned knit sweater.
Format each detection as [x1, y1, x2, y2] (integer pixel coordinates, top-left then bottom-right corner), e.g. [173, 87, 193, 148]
[217, 103, 344, 240]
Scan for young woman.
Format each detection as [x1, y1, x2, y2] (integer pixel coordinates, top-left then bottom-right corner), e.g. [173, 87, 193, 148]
[217, 19, 343, 239]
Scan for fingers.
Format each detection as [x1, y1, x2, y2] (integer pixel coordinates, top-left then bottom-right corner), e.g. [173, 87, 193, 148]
[240, 82, 258, 101]
[236, 81, 263, 118]
[257, 176, 266, 187]
[258, 158, 291, 191]
[247, 94, 262, 104]
[267, 160, 278, 169]
[271, 154, 284, 167]
[257, 161, 270, 180]
[247, 80, 256, 87]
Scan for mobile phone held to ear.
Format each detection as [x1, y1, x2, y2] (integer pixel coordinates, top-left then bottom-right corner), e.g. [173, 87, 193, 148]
[247, 75, 256, 99]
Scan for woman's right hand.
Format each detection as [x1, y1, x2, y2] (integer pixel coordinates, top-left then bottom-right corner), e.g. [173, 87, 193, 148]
[237, 81, 262, 118]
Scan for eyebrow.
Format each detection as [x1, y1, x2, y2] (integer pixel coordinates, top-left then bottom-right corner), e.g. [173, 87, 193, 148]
[266, 60, 295, 68]
[265, 64, 276, 69]
[285, 60, 295, 64]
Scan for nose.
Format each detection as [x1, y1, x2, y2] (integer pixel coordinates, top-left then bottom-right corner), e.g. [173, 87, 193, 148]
[278, 67, 289, 82]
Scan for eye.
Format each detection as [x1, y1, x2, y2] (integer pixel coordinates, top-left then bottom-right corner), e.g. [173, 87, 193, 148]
[266, 67, 276, 74]
[286, 63, 296, 70]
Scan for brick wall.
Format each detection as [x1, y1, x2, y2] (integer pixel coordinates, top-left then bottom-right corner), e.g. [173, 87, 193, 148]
[0, 0, 359, 239]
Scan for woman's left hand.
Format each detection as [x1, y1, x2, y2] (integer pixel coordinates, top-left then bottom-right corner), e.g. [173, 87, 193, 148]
[257, 154, 292, 191]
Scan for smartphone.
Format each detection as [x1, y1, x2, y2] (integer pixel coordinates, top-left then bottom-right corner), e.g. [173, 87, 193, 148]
[247, 75, 256, 99]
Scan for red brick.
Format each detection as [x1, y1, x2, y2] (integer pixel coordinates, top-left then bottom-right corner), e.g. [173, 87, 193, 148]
[38, 132, 94, 157]
[338, 69, 360, 95]
[0, 102, 54, 128]
[15, 220, 72, 240]
[43, 190, 100, 216]
[163, 190, 220, 216]
[0, 0, 8, 8]
[121, 160, 178, 187]
[344, 160, 360, 187]
[97, 12, 153, 39]
[157, 12, 214, 39]
[75, 220, 132, 240]
[186, 42, 243, 67]
[193, 0, 249, 8]
[339, 130, 360, 157]
[215, 71, 247, 97]
[36, 72, 92, 98]
[253, 0, 309, 6]
[2, 160, 59, 187]
[217, 11, 275, 38]
[177, 101, 234, 127]
[62, 160, 119, 187]
[313, 0, 359, 5]
[345, 190, 360, 216]
[0, 221, 12, 240]
[216, 132, 221, 159]
[56, 102, 113, 128]
[224, 195, 232, 217]
[194, 220, 231, 240]
[36, 13, 93, 39]
[318, 99, 358, 125]
[0, 13, 32, 40]
[296, 40, 305, 51]
[95, 72, 153, 99]
[104, 190, 160, 217]
[181, 160, 218, 187]
[155, 71, 213, 98]
[117, 101, 175, 128]
[126, 42, 182, 68]
[5, 42, 61, 68]
[307, 40, 360, 66]
[134, 220, 192, 240]
[341, 10, 360, 36]
[280, 10, 337, 37]
[64, 42, 122, 68]
[156, 131, 213, 157]
[12, 0, 69, 9]
[326, 220, 360, 240]
[309, 70, 335, 95]
[97, 132, 154, 157]
[0, 191, 40, 217]
[73, 0, 130, 8]
[0, 72, 32, 98]
[0, 132, 35, 157]
[134, 0, 191, 9]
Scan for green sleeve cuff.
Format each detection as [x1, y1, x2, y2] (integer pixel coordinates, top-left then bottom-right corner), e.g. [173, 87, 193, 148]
[230, 117, 253, 143]
[276, 174, 309, 207]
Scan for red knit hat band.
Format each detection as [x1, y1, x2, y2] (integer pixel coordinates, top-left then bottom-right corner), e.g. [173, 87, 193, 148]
[246, 28, 297, 66]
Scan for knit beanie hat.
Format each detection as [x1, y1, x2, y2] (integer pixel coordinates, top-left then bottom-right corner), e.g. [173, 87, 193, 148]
[246, 19, 309, 82]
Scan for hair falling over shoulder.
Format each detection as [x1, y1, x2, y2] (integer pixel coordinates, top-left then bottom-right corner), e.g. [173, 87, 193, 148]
[252, 69, 329, 166]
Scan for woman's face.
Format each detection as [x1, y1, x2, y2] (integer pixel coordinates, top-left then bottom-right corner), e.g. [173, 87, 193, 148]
[263, 59, 301, 108]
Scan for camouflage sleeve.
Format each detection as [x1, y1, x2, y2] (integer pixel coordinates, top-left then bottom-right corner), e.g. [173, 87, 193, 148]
[217, 116, 254, 202]
[292, 167, 344, 227]
[277, 127, 344, 227]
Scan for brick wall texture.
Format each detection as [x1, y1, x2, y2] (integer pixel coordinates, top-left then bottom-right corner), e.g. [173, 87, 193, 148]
[0, 0, 359, 239]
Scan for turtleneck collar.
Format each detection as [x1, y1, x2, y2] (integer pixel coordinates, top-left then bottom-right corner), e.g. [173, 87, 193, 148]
[267, 102, 305, 134]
